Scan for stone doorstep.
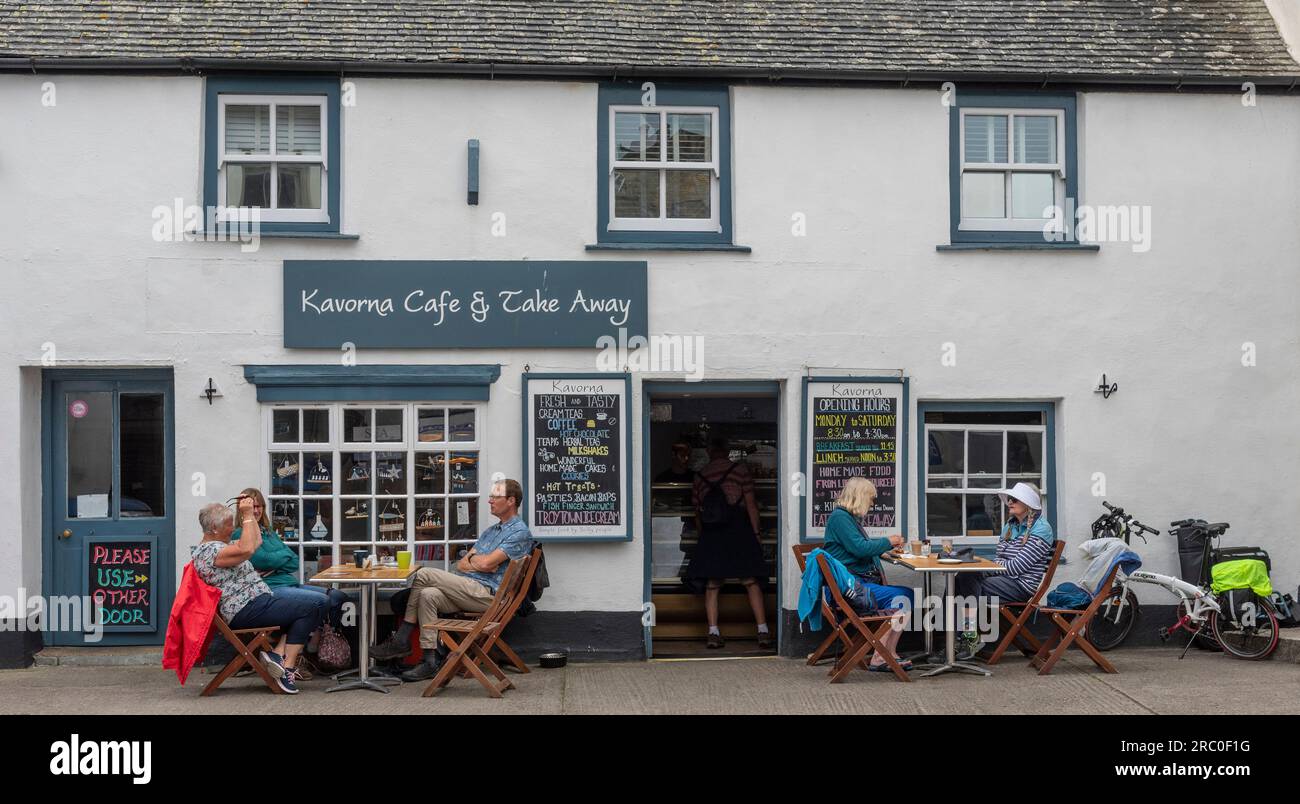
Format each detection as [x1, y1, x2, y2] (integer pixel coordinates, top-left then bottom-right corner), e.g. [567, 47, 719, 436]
[33, 646, 163, 667]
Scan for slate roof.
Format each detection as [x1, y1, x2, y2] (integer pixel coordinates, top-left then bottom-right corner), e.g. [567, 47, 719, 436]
[2, 1, 1298, 82]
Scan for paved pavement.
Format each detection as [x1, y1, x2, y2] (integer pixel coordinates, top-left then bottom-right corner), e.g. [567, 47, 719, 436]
[1, 646, 1297, 715]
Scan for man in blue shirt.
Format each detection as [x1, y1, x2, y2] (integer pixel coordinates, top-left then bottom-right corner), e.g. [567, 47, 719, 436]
[372, 478, 534, 681]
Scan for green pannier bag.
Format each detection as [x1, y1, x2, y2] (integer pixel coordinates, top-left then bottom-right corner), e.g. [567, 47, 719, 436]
[1210, 559, 1272, 597]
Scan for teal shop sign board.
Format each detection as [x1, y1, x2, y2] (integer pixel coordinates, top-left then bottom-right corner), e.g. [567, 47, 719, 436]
[284, 260, 648, 348]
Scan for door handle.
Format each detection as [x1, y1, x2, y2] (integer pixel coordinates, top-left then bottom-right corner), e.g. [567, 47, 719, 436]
[60, 529, 72, 539]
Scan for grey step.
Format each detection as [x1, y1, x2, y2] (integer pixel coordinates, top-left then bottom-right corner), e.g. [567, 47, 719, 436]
[33, 646, 162, 667]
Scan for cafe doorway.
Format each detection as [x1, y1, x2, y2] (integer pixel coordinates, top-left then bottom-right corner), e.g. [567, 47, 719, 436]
[644, 382, 780, 658]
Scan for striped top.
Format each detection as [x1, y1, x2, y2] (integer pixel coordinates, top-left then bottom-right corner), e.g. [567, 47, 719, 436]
[995, 514, 1056, 596]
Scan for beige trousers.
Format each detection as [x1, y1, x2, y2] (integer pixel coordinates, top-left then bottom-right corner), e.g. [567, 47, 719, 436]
[402, 567, 495, 648]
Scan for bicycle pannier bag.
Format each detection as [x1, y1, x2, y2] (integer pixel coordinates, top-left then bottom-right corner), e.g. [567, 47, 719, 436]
[1210, 559, 1272, 597]
[1210, 546, 1271, 573]
[1216, 588, 1263, 628]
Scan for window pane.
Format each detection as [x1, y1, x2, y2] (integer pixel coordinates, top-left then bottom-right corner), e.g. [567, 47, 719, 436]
[376, 499, 406, 547]
[302, 409, 329, 443]
[415, 500, 446, 537]
[304, 498, 334, 543]
[374, 409, 403, 442]
[614, 169, 660, 218]
[226, 163, 271, 207]
[964, 114, 1007, 163]
[1006, 431, 1042, 475]
[417, 409, 445, 442]
[275, 105, 322, 155]
[415, 453, 446, 494]
[271, 452, 300, 495]
[1014, 115, 1056, 164]
[270, 498, 299, 539]
[303, 452, 333, 494]
[376, 452, 407, 495]
[926, 431, 964, 478]
[968, 432, 1002, 488]
[666, 170, 711, 219]
[67, 392, 113, 518]
[968, 494, 1004, 535]
[1011, 172, 1054, 219]
[225, 104, 270, 154]
[450, 452, 478, 494]
[926, 494, 963, 538]
[667, 113, 711, 162]
[962, 172, 1005, 218]
[119, 394, 165, 518]
[341, 498, 371, 541]
[342, 452, 372, 494]
[449, 409, 476, 442]
[272, 410, 298, 443]
[344, 409, 372, 442]
[614, 112, 661, 161]
[450, 498, 478, 540]
[277, 164, 322, 210]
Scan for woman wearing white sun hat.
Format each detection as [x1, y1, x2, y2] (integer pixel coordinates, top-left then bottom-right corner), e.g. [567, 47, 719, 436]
[953, 482, 1055, 657]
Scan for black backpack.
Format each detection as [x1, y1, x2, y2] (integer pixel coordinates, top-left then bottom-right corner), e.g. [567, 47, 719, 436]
[699, 463, 740, 525]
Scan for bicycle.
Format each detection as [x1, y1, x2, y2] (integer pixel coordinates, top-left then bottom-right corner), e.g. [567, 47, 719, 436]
[1084, 502, 1278, 660]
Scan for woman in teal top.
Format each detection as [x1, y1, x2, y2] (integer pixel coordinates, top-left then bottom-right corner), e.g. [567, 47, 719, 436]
[822, 477, 913, 671]
[233, 488, 346, 629]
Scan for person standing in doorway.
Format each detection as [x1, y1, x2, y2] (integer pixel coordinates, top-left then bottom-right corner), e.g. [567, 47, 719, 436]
[685, 437, 771, 649]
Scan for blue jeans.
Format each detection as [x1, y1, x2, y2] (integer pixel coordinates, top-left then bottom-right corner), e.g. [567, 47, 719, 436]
[229, 591, 326, 645]
[846, 579, 914, 617]
[274, 584, 348, 628]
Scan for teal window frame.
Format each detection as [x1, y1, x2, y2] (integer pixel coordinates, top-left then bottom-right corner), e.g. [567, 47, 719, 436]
[948, 91, 1081, 247]
[595, 82, 735, 248]
[916, 401, 1057, 548]
[204, 76, 342, 235]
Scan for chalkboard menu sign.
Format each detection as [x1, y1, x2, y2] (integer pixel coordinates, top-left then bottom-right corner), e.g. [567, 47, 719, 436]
[523, 374, 632, 541]
[802, 378, 908, 540]
[87, 539, 155, 630]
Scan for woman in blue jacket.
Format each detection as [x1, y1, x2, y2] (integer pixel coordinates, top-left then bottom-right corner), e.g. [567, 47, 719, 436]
[823, 477, 913, 671]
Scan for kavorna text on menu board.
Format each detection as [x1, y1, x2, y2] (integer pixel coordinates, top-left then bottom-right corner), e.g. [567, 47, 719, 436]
[524, 375, 631, 540]
[87, 540, 154, 627]
[804, 379, 906, 538]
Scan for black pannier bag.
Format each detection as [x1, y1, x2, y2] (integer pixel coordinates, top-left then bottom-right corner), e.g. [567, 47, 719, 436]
[1217, 588, 1264, 628]
[1209, 546, 1271, 574]
[1175, 523, 1211, 584]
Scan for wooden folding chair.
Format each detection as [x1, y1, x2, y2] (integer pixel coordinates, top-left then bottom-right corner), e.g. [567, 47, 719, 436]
[422, 559, 528, 698]
[984, 540, 1066, 665]
[792, 544, 857, 667]
[815, 554, 911, 683]
[1029, 561, 1122, 675]
[201, 617, 282, 696]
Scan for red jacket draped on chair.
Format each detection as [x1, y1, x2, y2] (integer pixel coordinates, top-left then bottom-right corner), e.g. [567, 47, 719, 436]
[162, 562, 221, 684]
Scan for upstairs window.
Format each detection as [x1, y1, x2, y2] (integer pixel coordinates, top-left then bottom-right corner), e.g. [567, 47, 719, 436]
[204, 77, 341, 234]
[596, 83, 734, 247]
[949, 93, 1078, 245]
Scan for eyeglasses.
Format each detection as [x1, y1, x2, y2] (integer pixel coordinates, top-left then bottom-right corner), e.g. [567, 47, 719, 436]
[487, 494, 507, 500]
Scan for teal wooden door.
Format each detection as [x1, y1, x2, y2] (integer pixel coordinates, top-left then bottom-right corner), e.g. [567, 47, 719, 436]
[43, 370, 175, 646]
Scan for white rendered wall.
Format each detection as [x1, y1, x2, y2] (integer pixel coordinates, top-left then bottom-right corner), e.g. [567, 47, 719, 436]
[0, 76, 1296, 623]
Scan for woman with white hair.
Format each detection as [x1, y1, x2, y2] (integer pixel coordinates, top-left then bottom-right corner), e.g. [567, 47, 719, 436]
[820, 476, 913, 671]
[954, 481, 1055, 657]
[193, 497, 327, 694]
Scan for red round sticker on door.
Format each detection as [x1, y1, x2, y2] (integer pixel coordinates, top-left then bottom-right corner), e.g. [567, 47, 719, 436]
[69, 400, 89, 418]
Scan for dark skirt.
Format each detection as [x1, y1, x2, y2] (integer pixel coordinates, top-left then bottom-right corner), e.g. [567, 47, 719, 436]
[684, 514, 769, 590]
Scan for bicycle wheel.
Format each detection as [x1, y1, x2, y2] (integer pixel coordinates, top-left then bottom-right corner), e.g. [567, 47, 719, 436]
[1087, 587, 1138, 651]
[1212, 598, 1279, 660]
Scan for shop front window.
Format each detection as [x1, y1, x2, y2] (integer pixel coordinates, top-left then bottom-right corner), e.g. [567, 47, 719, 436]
[264, 403, 484, 581]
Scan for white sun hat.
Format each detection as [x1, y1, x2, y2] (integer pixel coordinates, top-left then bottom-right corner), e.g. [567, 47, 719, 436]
[999, 482, 1042, 511]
